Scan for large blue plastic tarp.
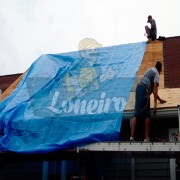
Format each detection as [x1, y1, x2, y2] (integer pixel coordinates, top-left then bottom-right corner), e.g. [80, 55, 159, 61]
[0, 42, 146, 153]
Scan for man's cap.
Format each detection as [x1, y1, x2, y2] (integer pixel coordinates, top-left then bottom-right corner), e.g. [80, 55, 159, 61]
[147, 15, 152, 23]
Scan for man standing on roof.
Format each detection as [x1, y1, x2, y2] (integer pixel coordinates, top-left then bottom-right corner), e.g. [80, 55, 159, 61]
[130, 61, 167, 142]
[145, 15, 157, 42]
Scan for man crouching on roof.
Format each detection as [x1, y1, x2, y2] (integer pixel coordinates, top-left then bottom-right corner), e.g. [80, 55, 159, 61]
[130, 61, 167, 142]
[145, 15, 157, 42]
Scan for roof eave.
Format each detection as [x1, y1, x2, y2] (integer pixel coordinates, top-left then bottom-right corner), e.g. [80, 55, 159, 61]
[123, 107, 179, 120]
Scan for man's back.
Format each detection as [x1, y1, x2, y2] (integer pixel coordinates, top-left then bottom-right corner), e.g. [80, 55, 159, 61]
[140, 67, 159, 94]
[151, 19, 157, 36]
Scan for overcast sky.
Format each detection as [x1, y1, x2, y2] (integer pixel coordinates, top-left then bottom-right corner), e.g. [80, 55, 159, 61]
[0, 0, 180, 75]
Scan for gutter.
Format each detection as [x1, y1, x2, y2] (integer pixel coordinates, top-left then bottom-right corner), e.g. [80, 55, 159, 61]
[123, 107, 178, 120]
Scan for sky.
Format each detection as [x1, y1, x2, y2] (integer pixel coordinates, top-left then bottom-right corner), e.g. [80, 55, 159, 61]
[0, 0, 180, 75]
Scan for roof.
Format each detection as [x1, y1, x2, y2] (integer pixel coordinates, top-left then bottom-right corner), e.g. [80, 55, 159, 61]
[0, 38, 179, 154]
[1, 37, 180, 116]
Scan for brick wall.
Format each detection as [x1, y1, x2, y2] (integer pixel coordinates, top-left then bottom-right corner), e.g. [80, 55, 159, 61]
[163, 36, 180, 88]
[0, 73, 22, 93]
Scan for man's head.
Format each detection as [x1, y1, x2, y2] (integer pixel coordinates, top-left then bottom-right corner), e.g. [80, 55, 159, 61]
[155, 61, 162, 74]
[147, 15, 152, 23]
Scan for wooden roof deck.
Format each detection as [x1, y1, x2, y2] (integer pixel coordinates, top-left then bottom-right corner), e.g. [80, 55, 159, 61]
[125, 40, 180, 111]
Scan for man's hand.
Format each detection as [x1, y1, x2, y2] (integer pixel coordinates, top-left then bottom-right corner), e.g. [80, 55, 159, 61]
[160, 99, 167, 104]
[153, 99, 167, 116]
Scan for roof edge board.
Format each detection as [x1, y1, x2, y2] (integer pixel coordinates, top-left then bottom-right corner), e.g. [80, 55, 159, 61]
[123, 107, 179, 120]
[164, 35, 180, 40]
[0, 73, 23, 78]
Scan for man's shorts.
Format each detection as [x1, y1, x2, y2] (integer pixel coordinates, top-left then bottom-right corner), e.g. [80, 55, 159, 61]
[134, 83, 150, 119]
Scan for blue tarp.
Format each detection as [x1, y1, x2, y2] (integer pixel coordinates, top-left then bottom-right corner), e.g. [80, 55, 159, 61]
[0, 42, 146, 153]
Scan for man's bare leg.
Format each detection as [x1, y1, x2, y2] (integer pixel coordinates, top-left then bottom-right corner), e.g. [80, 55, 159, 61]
[145, 25, 150, 36]
[145, 117, 150, 140]
[130, 116, 137, 138]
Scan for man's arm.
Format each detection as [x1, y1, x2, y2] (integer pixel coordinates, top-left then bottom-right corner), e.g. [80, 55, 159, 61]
[151, 19, 156, 30]
[153, 82, 158, 115]
[153, 82, 167, 115]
